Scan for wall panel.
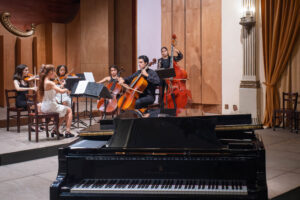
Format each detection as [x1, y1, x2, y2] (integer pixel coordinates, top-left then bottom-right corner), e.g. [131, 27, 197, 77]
[66, 12, 81, 74]
[0, 36, 3, 106]
[81, 0, 114, 81]
[201, 0, 221, 105]
[186, 0, 201, 103]
[114, 0, 133, 77]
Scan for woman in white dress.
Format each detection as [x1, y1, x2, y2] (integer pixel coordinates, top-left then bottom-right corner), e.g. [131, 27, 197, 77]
[39, 64, 74, 138]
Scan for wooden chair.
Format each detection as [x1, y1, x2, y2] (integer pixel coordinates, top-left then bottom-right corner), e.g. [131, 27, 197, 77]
[294, 111, 300, 134]
[5, 89, 28, 133]
[273, 92, 298, 131]
[26, 93, 60, 142]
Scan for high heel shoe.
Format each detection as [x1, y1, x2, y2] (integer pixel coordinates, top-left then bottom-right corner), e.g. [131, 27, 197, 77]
[51, 130, 64, 137]
[64, 131, 75, 138]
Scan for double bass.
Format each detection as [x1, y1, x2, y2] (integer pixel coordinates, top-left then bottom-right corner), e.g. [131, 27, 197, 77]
[117, 59, 156, 111]
[164, 34, 191, 112]
[97, 70, 123, 114]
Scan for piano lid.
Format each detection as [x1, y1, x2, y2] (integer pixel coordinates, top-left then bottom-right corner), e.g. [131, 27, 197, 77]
[108, 116, 222, 149]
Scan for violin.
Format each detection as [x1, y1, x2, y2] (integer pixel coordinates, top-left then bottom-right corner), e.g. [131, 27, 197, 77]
[54, 68, 77, 85]
[117, 59, 156, 111]
[24, 73, 39, 81]
[164, 34, 192, 113]
[97, 69, 124, 114]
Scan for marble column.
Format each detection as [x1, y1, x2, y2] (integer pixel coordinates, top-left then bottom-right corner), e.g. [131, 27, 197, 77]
[239, 0, 260, 122]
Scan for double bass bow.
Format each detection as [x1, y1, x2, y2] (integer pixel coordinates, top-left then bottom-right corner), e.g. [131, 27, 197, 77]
[117, 58, 157, 111]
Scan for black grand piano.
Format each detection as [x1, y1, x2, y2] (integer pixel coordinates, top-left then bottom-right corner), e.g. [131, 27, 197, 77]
[50, 114, 268, 200]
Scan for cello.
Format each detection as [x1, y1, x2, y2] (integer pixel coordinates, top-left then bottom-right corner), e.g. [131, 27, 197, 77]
[164, 34, 192, 112]
[97, 69, 123, 114]
[117, 59, 156, 111]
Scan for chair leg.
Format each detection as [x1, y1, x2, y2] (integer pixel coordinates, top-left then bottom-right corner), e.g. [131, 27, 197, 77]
[35, 117, 39, 142]
[28, 117, 32, 141]
[45, 119, 49, 138]
[56, 116, 59, 140]
[272, 112, 276, 131]
[17, 111, 21, 133]
[282, 113, 285, 129]
[7, 110, 9, 131]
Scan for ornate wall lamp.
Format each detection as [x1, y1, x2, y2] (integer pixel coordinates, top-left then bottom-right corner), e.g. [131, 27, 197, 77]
[0, 12, 35, 37]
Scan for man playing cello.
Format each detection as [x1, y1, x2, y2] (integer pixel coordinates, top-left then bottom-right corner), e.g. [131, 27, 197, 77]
[118, 55, 160, 109]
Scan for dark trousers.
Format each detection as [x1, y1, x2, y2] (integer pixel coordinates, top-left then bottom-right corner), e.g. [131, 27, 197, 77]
[135, 95, 155, 109]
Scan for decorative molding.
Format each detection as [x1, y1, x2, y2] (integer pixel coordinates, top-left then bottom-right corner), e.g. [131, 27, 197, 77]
[0, 12, 35, 37]
[240, 80, 260, 88]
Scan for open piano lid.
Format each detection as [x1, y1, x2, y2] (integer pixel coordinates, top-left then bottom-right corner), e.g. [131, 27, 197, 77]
[108, 117, 222, 149]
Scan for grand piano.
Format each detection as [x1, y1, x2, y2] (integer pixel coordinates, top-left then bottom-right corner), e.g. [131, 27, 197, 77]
[50, 114, 268, 200]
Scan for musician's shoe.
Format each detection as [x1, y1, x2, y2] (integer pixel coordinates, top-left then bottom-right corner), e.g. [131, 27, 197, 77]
[64, 131, 75, 138]
[51, 130, 64, 137]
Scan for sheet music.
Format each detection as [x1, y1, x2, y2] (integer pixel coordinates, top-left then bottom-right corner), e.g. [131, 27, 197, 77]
[75, 81, 88, 94]
[84, 72, 95, 82]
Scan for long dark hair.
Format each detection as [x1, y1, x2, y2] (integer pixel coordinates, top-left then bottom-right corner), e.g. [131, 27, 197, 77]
[13, 64, 27, 81]
[56, 65, 68, 77]
[39, 64, 55, 98]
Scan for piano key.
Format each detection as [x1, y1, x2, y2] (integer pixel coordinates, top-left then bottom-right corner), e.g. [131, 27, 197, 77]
[71, 178, 248, 196]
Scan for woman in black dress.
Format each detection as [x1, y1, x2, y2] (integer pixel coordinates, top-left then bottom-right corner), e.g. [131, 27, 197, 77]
[13, 64, 37, 108]
[157, 47, 183, 109]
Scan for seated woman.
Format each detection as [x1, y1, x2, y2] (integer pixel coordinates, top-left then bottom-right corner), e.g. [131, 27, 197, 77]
[13, 64, 38, 109]
[55, 65, 72, 107]
[39, 64, 74, 138]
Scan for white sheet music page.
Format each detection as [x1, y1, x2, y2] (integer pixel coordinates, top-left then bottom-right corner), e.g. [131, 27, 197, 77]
[84, 72, 95, 82]
[75, 81, 88, 94]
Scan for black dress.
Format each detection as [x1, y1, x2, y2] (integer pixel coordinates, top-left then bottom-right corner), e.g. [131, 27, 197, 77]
[15, 79, 29, 109]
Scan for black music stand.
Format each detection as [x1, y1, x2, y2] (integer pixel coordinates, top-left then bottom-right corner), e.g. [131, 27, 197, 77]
[66, 77, 88, 128]
[76, 73, 90, 117]
[156, 68, 176, 116]
[71, 81, 112, 127]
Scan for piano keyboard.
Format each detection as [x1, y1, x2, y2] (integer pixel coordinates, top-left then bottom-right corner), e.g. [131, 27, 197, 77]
[70, 179, 248, 195]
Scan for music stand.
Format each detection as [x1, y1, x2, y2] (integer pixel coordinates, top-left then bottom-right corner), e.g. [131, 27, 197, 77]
[66, 77, 87, 128]
[71, 81, 112, 127]
[155, 68, 176, 116]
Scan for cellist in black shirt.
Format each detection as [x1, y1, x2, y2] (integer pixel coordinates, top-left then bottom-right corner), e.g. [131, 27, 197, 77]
[119, 55, 160, 109]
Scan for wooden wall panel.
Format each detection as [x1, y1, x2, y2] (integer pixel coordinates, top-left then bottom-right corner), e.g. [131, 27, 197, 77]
[20, 37, 33, 70]
[201, 0, 221, 104]
[66, 12, 81, 74]
[0, 36, 3, 106]
[114, 0, 133, 77]
[35, 24, 46, 71]
[32, 37, 37, 72]
[45, 23, 53, 64]
[15, 37, 34, 71]
[52, 23, 66, 67]
[186, 0, 201, 103]
[15, 38, 21, 66]
[161, 0, 172, 50]
[80, 0, 114, 81]
[172, 0, 185, 68]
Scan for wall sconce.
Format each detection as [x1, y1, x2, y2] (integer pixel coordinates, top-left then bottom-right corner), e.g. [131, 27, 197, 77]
[239, 0, 255, 30]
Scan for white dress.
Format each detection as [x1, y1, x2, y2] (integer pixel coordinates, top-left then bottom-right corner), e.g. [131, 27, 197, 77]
[55, 91, 72, 107]
[41, 89, 68, 118]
